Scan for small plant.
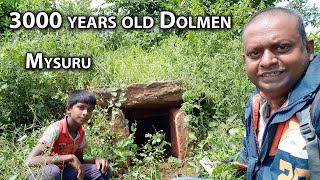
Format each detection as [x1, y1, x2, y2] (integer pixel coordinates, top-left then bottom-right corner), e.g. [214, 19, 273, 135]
[137, 130, 170, 164]
[121, 130, 170, 179]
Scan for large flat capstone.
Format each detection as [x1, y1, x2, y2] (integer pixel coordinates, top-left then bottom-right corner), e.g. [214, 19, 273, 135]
[93, 81, 183, 109]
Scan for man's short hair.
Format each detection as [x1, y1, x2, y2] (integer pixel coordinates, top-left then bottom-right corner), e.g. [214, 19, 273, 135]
[242, 7, 307, 43]
[67, 90, 96, 107]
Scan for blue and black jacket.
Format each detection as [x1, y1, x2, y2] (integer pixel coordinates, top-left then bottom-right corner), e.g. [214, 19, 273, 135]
[241, 53, 320, 179]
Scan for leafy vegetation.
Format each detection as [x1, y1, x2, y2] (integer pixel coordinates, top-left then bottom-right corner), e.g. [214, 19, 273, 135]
[0, 0, 20, 34]
[0, 0, 319, 179]
[285, 0, 319, 26]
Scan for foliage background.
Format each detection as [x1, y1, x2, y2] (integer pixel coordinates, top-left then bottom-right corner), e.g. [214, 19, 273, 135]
[0, 0, 319, 179]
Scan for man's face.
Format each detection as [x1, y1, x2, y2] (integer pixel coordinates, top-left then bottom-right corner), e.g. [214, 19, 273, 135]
[67, 102, 94, 125]
[243, 13, 314, 98]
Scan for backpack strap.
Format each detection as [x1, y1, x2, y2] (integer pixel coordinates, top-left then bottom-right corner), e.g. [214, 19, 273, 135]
[311, 89, 320, 122]
[296, 90, 320, 178]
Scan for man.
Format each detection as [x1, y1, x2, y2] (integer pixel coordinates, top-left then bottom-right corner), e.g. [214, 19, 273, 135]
[241, 7, 319, 179]
[173, 7, 319, 180]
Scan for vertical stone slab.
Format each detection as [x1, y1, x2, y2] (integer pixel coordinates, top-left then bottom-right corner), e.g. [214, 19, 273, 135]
[110, 108, 129, 140]
[169, 108, 189, 159]
[110, 108, 131, 168]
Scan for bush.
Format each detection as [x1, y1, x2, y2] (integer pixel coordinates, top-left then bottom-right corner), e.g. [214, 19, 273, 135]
[0, 0, 20, 34]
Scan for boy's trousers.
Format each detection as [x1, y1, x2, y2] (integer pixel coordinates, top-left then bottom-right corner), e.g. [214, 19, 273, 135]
[27, 163, 112, 180]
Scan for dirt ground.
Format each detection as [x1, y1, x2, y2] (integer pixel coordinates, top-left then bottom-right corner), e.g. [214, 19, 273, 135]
[160, 161, 198, 179]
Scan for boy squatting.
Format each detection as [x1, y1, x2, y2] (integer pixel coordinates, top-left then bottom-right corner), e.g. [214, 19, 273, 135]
[25, 90, 112, 180]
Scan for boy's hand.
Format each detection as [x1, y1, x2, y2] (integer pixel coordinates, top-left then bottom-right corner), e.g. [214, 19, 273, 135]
[95, 157, 110, 173]
[70, 155, 84, 180]
[77, 168, 84, 180]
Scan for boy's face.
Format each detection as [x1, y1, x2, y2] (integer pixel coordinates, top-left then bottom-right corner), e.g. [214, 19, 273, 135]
[66, 102, 95, 125]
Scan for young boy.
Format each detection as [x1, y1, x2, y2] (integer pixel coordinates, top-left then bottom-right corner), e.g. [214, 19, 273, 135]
[26, 90, 112, 180]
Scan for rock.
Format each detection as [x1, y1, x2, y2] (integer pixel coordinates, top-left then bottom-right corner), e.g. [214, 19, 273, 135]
[169, 107, 190, 159]
[93, 81, 183, 109]
[110, 108, 129, 140]
[110, 108, 131, 168]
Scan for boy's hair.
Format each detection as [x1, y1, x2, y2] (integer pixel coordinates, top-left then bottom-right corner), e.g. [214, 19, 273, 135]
[67, 90, 96, 108]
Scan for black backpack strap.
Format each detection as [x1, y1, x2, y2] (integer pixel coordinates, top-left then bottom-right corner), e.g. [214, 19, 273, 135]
[296, 90, 320, 179]
[311, 89, 320, 123]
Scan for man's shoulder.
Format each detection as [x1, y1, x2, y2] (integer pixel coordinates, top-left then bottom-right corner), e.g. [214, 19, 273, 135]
[246, 88, 260, 105]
